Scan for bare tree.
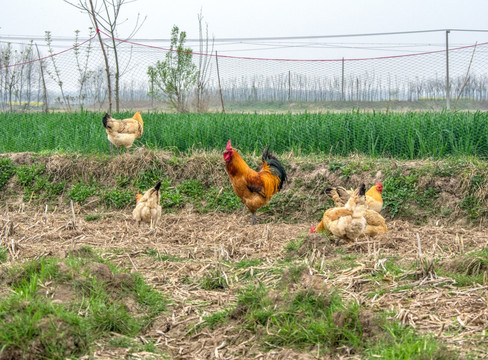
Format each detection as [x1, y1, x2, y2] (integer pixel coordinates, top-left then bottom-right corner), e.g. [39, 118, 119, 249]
[74, 28, 95, 110]
[45, 31, 72, 111]
[195, 11, 214, 113]
[35, 44, 49, 113]
[15, 41, 36, 111]
[64, 0, 146, 112]
[1, 44, 19, 112]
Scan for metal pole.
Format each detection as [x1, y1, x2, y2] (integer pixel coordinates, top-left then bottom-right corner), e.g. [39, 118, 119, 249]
[215, 51, 225, 113]
[341, 57, 345, 101]
[288, 70, 291, 101]
[446, 30, 451, 110]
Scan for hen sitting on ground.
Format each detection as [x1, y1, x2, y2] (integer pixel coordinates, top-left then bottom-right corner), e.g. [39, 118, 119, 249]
[312, 184, 387, 241]
[326, 182, 383, 212]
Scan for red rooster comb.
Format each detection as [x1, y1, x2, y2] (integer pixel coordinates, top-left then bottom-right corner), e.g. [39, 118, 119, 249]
[375, 182, 383, 193]
[310, 226, 316, 234]
[226, 140, 232, 151]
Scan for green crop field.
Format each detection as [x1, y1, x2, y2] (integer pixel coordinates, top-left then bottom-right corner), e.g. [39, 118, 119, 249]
[1, 110, 487, 158]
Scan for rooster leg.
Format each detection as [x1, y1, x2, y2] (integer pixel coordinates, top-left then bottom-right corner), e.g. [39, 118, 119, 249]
[250, 213, 257, 225]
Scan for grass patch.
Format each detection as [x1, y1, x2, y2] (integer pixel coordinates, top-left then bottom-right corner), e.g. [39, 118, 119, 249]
[201, 277, 458, 358]
[146, 249, 184, 262]
[0, 247, 8, 263]
[200, 266, 229, 291]
[0, 158, 15, 192]
[285, 237, 305, 253]
[84, 214, 101, 221]
[68, 181, 97, 204]
[14, 163, 66, 202]
[0, 247, 167, 359]
[202, 310, 231, 330]
[439, 248, 488, 286]
[235, 258, 264, 269]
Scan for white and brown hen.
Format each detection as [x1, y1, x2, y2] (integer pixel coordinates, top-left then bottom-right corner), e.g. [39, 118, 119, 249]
[102, 111, 143, 154]
[312, 184, 387, 242]
[132, 181, 162, 228]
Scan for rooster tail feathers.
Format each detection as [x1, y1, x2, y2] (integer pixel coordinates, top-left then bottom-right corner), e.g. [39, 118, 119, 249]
[261, 146, 271, 163]
[270, 159, 287, 190]
[261, 147, 287, 190]
[102, 113, 111, 128]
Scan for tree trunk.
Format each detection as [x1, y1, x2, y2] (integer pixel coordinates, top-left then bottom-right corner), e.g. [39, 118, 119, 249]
[89, 0, 112, 114]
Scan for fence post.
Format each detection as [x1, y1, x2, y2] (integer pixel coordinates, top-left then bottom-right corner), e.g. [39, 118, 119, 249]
[288, 70, 291, 101]
[215, 51, 225, 113]
[445, 29, 451, 110]
[150, 77, 154, 108]
[341, 57, 345, 101]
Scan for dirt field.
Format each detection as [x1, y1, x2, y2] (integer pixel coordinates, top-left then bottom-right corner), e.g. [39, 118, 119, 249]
[2, 202, 488, 359]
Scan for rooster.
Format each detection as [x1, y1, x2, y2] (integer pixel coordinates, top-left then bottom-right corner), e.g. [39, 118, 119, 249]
[102, 111, 143, 154]
[223, 140, 287, 225]
[326, 182, 383, 212]
[132, 181, 162, 228]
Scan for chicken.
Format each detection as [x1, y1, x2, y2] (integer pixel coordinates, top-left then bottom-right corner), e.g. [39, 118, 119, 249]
[102, 110, 143, 154]
[326, 182, 383, 212]
[362, 209, 388, 237]
[132, 181, 162, 228]
[312, 184, 388, 240]
[312, 184, 367, 242]
[223, 140, 287, 225]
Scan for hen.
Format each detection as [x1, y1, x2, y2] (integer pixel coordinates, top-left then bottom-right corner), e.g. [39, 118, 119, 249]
[132, 181, 162, 228]
[326, 182, 383, 212]
[313, 184, 367, 242]
[312, 184, 387, 240]
[223, 140, 287, 225]
[102, 110, 143, 154]
[362, 209, 388, 237]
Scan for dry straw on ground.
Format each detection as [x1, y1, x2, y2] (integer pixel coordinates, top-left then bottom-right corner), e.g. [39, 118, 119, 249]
[1, 200, 488, 359]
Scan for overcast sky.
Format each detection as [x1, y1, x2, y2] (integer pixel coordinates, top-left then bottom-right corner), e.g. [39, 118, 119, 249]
[2, 0, 488, 59]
